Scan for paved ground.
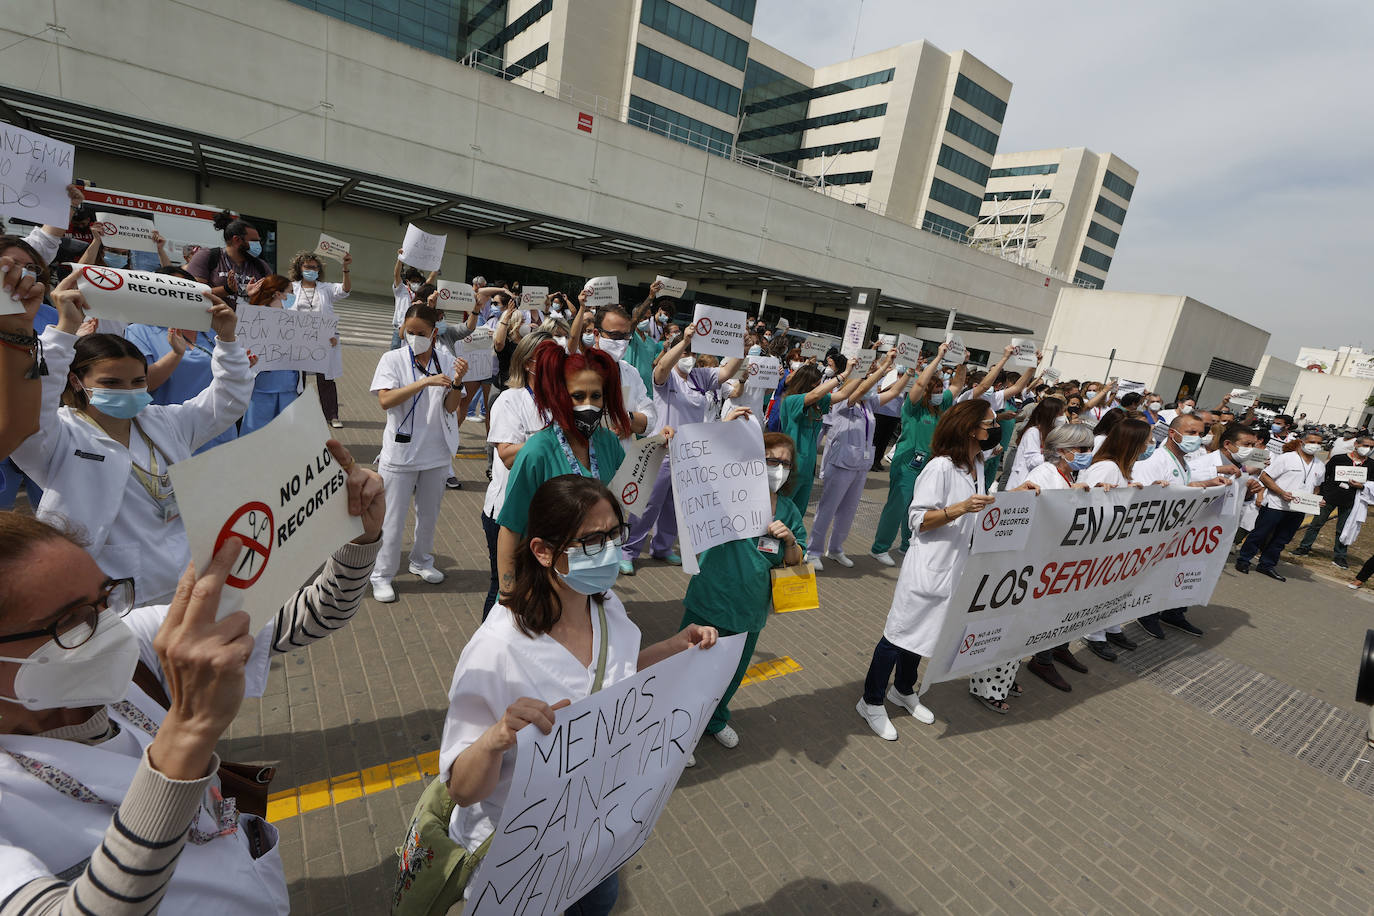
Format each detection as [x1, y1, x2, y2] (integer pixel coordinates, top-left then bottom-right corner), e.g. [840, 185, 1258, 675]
[222, 335, 1374, 915]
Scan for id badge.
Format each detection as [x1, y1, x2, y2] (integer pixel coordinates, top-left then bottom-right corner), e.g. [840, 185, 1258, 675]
[907, 451, 928, 472]
[160, 494, 181, 524]
[757, 536, 780, 555]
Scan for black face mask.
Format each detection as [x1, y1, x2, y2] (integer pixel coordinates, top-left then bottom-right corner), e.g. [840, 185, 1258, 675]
[572, 405, 603, 439]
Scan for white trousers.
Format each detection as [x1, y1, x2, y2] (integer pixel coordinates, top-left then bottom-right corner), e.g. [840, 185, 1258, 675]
[373, 465, 448, 582]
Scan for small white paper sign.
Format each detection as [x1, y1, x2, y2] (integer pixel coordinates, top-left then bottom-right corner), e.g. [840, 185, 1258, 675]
[1117, 379, 1147, 396]
[971, 489, 1037, 554]
[314, 233, 350, 262]
[1336, 466, 1368, 485]
[609, 433, 668, 519]
[1228, 388, 1257, 411]
[235, 304, 337, 373]
[942, 333, 967, 366]
[1042, 367, 1062, 384]
[744, 355, 781, 390]
[849, 349, 877, 376]
[690, 303, 747, 359]
[0, 124, 74, 227]
[1009, 338, 1038, 369]
[895, 334, 923, 365]
[841, 308, 870, 358]
[669, 420, 770, 575]
[464, 326, 494, 353]
[800, 335, 835, 360]
[655, 275, 687, 298]
[168, 393, 364, 634]
[584, 276, 618, 308]
[71, 264, 213, 331]
[434, 279, 476, 310]
[520, 286, 548, 310]
[1289, 492, 1321, 515]
[95, 212, 158, 252]
[400, 223, 446, 272]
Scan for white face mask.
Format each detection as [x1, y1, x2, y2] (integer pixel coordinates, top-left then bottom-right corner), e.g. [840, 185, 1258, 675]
[677, 357, 695, 375]
[822, 366, 835, 379]
[0, 612, 140, 710]
[1358, 447, 1372, 457]
[1302, 442, 1321, 455]
[1148, 401, 1162, 412]
[1179, 405, 1194, 415]
[405, 332, 431, 353]
[767, 464, 789, 493]
[1234, 446, 1258, 460]
[599, 337, 628, 360]
[790, 361, 804, 371]
[1054, 415, 1069, 427]
[554, 335, 569, 352]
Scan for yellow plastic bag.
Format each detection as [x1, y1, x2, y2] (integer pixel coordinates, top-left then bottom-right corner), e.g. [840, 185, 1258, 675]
[771, 562, 820, 613]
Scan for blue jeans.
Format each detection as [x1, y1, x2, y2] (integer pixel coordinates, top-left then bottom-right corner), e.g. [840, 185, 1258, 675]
[564, 871, 619, 916]
[390, 326, 403, 350]
[1297, 501, 1352, 561]
[481, 511, 500, 620]
[862, 637, 922, 706]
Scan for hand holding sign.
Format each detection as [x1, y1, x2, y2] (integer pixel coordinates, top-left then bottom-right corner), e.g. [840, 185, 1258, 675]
[400, 224, 446, 273]
[0, 252, 53, 319]
[71, 263, 215, 331]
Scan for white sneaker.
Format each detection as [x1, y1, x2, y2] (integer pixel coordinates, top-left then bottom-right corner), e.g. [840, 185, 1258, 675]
[712, 725, 739, 748]
[684, 753, 696, 768]
[828, 551, 854, 568]
[856, 699, 897, 740]
[371, 579, 396, 603]
[408, 563, 445, 584]
[886, 686, 935, 724]
[870, 550, 895, 567]
[806, 554, 823, 571]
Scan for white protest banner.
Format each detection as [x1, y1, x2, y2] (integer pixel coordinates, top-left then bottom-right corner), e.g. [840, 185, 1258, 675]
[1336, 466, 1368, 485]
[1289, 493, 1321, 515]
[95, 211, 158, 252]
[71, 264, 213, 331]
[1228, 388, 1257, 411]
[400, 223, 446, 272]
[668, 420, 770, 575]
[690, 303, 747, 359]
[0, 124, 74, 227]
[921, 485, 1236, 687]
[609, 433, 667, 518]
[521, 286, 549, 311]
[235, 304, 337, 373]
[971, 488, 1036, 554]
[841, 308, 870, 358]
[1009, 338, 1038, 369]
[314, 233, 350, 262]
[895, 334, 923, 365]
[654, 275, 687, 298]
[1117, 379, 1147, 396]
[743, 355, 780, 390]
[168, 393, 364, 634]
[435, 279, 476, 310]
[466, 634, 747, 914]
[942, 333, 967, 366]
[849, 349, 877, 376]
[584, 276, 618, 308]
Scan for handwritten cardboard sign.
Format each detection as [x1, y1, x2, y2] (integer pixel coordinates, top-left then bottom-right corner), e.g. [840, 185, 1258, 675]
[669, 420, 770, 575]
[235, 304, 338, 373]
[401, 223, 446, 272]
[0, 124, 74, 227]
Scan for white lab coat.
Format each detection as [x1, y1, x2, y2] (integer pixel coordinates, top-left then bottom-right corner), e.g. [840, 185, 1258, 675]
[617, 357, 656, 449]
[882, 456, 983, 657]
[11, 327, 252, 599]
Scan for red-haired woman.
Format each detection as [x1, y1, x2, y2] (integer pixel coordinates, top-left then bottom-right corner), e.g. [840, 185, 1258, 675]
[495, 340, 633, 601]
[239, 274, 300, 435]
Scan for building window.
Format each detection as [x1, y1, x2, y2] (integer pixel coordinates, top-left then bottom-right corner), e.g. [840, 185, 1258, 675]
[1102, 170, 1135, 201]
[983, 188, 1049, 202]
[945, 109, 999, 155]
[767, 137, 880, 164]
[702, 0, 755, 23]
[989, 163, 1059, 178]
[1094, 194, 1128, 225]
[628, 95, 736, 156]
[737, 59, 809, 158]
[505, 42, 548, 78]
[740, 67, 895, 116]
[923, 213, 971, 238]
[929, 178, 984, 218]
[737, 103, 887, 142]
[633, 44, 742, 116]
[936, 144, 990, 186]
[477, 0, 551, 55]
[640, 0, 748, 70]
[1074, 270, 1104, 289]
[1085, 220, 1120, 249]
[819, 170, 873, 187]
[953, 74, 1007, 122]
[1079, 244, 1113, 272]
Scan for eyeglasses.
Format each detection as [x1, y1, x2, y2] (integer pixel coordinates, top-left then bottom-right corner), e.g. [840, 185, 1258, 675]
[978, 419, 999, 428]
[0, 578, 136, 649]
[567, 524, 630, 557]
[765, 457, 794, 469]
[597, 329, 632, 340]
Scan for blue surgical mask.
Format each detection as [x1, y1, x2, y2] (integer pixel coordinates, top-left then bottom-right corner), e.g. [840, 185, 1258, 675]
[302, 269, 319, 282]
[85, 387, 153, 419]
[246, 240, 263, 258]
[1140, 443, 1156, 460]
[748, 345, 762, 356]
[581, 332, 596, 347]
[436, 320, 449, 334]
[281, 293, 296, 309]
[102, 252, 127, 268]
[559, 541, 622, 595]
[638, 319, 650, 331]
[1271, 424, 1282, 434]
[1070, 451, 1093, 470]
[1176, 433, 1203, 454]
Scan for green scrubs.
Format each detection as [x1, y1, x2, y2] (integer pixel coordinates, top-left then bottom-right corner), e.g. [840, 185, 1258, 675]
[497, 425, 625, 536]
[870, 388, 953, 553]
[779, 392, 832, 516]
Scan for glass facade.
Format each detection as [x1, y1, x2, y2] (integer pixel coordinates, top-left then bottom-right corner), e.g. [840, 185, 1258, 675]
[286, 0, 550, 63]
[945, 109, 999, 155]
[1079, 244, 1113, 272]
[936, 144, 990, 186]
[1094, 194, 1128, 225]
[923, 213, 971, 238]
[953, 74, 1007, 122]
[820, 171, 874, 187]
[1085, 220, 1120, 249]
[767, 137, 880, 165]
[1102, 170, 1135, 201]
[1074, 270, 1105, 289]
[702, 0, 755, 23]
[738, 103, 887, 143]
[633, 45, 741, 116]
[474, 0, 551, 56]
[741, 68, 894, 116]
[929, 178, 984, 218]
[737, 59, 809, 159]
[628, 95, 736, 155]
[989, 163, 1058, 178]
[640, 0, 748, 70]
[983, 188, 1046, 202]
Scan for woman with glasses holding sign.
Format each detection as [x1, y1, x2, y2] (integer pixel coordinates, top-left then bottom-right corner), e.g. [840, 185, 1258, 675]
[10, 274, 250, 606]
[288, 250, 351, 429]
[430, 476, 717, 915]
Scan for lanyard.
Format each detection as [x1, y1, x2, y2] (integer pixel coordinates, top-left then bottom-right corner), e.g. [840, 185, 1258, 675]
[399, 347, 438, 439]
[553, 425, 599, 478]
[73, 412, 175, 506]
[1166, 448, 1191, 484]
[1057, 464, 1074, 487]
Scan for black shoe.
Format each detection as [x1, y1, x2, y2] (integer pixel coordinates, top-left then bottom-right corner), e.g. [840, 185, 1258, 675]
[445, 476, 463, 490]
[1234, 560, 1251, 574]
[1085, 640, 1117, 662]
[1052, 646, 1090, 673]
[1292, 547, 1310, 557]
[1027, 659, 1072, 692]
[1138, 617, 1166, 640]
[1105, 631, 1138, 651]
[1257, 567, 1286, 582]
[1161, 615, 1204, 638]
[1333, 558, 1350, 570]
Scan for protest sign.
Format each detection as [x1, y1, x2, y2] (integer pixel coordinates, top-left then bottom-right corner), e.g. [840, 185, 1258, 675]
[1009, 338, 1038, 369]
[668, 421, 770, 575]
[799, 334, 836, 361]
[942, 333, 967, 366]
[81, 187, 222, 250]
[314, 233, 350, 262]
[743, 355, 780, 390]
[895, 334, 923, 365]
[521, 286, 549, 310]
[168, 393, 363, 634]
[584, 276, 618, 308]
[0, 124, 74, 227]
[1336, 466, 1368, 485]
[1351, 359, 1374, 381]
[464, 326, 494, 354]
[920, 485, 1236, 688]
[690, 303, 747, 359]
[435, 279, 476, 310]
[841, 308, 870, 358]
[467, 634, 746, 914]
[608, 433, 667, 519]
[72, 264, 213, 331]
[95, 211, 158, 252]
[1117, 379, 1147, 396]
[1289, 493, 1321, 515]
[1228, 388, 1258, 411]
[235, 304, 338, 373]
[401, 223, 446, 272]
[971, 489, 1036, 555]
[849, 349, 877, 376]
[878, 333, 897, 349]
[1042, 367, 1062, 384]
[655, 275, 687, 298]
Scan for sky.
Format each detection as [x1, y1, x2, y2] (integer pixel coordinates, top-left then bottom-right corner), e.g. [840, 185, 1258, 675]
[751, 0, 1372, 360]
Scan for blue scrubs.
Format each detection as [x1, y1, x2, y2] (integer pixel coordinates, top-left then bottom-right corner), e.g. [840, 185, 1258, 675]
[2, 304, 59, 506]
[240, 369, 299, 435]
[124, 324, 237, 453]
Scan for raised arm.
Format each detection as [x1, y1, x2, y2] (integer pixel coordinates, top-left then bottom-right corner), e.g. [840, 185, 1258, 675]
[0, 257, 49, 460]
[909, 342, 949, 404]
[340, 252, 353, 293]
[969, 344, 1014, 400]
[802, 369, 844, 407]
[844, 351, 896, 405]
[876, 367, 912, 407]
[568, 291, 591, 352]
[630, 280, 663, 329]
[1085, 380, 1115, 411]
[393, 249, 404, 287]
[654, 324, 693, 386]
[1003, 353, 1040, 399]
